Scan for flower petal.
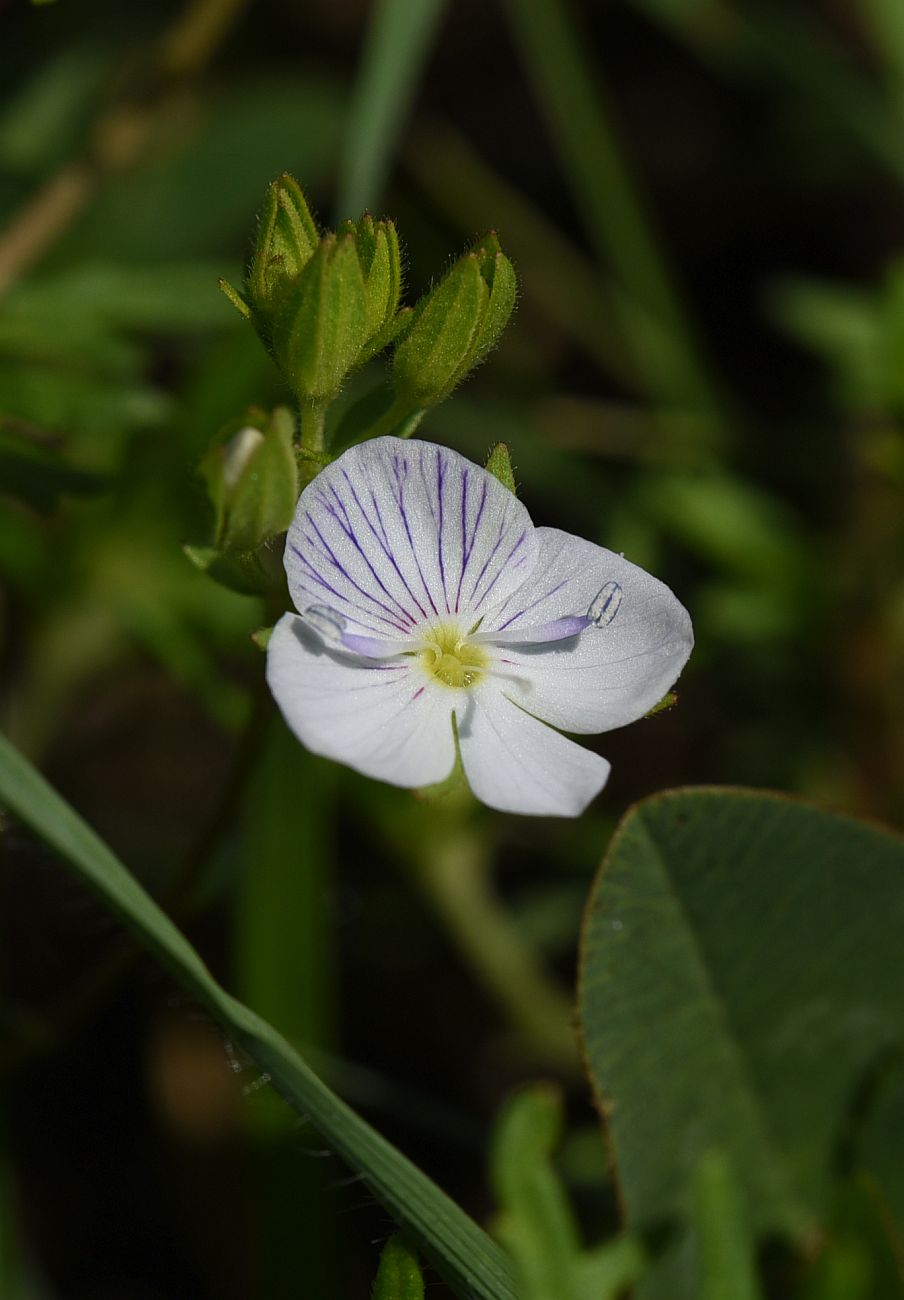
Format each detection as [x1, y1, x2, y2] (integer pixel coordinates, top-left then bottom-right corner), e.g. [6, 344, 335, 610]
[457, 688, 610, 817]
[284, 437, 538, 642]
[484, 527, 693, 734]
[266, 614, 456, 786]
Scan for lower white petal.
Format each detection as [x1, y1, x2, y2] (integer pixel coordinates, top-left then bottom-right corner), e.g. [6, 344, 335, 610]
[457, 688, 610, 817]
[266, 614, 456, 788]
[486, 527, 693, 734]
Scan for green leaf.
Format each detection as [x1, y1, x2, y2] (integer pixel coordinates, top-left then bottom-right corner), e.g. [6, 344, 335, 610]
[578, 788, 904, 1299]
[0, 731, 518, 1300]
[371, 1235, 425, 1300]
[856, 1060, 904, 1249]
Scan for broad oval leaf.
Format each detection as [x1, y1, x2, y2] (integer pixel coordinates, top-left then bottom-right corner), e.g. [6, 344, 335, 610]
[578, 788, 904, 1297]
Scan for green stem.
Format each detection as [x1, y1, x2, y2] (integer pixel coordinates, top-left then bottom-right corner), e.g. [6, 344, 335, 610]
[411, 827, 580, 1074]
[299, 400, 328, 455]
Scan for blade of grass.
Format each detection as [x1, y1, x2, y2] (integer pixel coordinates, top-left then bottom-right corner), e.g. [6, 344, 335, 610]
[0, 730, 518, 1300]
[236, 724, 339, 1293]
[501, 0, 726, 451]
[337, 0, 448, 219]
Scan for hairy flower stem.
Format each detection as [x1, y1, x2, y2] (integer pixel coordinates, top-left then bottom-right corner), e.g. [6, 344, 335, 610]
[411, 827, 581, 1075]
[299, 401, 329, 456]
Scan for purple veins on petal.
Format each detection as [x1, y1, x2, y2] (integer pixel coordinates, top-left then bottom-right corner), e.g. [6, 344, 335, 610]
[496, 578, 571, 630]
[436, 451, 448, 611]
[291, 543, 411, 635]
[473, 528, 528, 610]
[309, 492, 419, 627]
[391, 454, 438, 616]
[454, 474, 489, 614]
[589, 581, 623, 627]
[469, 517, 508, 607]
[339, 468, 429, 621]
[303, 515, 417, 629]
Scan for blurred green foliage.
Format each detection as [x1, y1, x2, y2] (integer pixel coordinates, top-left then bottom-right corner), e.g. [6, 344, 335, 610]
[2, 0, 904, 1296]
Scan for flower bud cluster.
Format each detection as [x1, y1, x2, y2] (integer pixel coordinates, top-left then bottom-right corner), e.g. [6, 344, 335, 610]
[198, 173, 518, 596]
[220, 175, 404, 404]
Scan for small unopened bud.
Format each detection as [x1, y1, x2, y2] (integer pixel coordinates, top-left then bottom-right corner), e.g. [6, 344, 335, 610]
[272, 234, 371, 401]
[392, 233, 517, 407]
[248, 174, 319, 317]
[219, 175, 319, 328]
[353, 215, 404, 363]
[202, 407, 299, 555]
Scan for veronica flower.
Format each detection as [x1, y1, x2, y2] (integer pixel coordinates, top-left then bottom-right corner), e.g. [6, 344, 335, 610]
[266, 437, 693, 816]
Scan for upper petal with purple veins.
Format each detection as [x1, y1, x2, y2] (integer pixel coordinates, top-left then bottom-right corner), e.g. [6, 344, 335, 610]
[284, 437, 539, 645]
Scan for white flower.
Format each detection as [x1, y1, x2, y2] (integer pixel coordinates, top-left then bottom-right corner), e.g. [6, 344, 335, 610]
[266, 437, 693, 817]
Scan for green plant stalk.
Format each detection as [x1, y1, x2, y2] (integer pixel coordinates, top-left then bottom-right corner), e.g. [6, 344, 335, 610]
[299, 399, 328, 456]
[411, 827, 580, 1074]
[502, 0, 726, 448]
[236, 726, 339, 1293]
[337, 0, 449, 217]
[0, 731, 519, 1300]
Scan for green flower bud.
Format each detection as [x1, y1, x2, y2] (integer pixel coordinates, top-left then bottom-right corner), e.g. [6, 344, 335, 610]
[354, 215, 404, 362]
[248, 174, 319, 317]
[392, 233, 517, 407]
[272, 233, 371, 401]
[201, 406, 299, 555]
[218, 175, 319, 329]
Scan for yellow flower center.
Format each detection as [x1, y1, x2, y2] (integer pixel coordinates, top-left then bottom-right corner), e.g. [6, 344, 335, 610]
[420, 623, 488, 689]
